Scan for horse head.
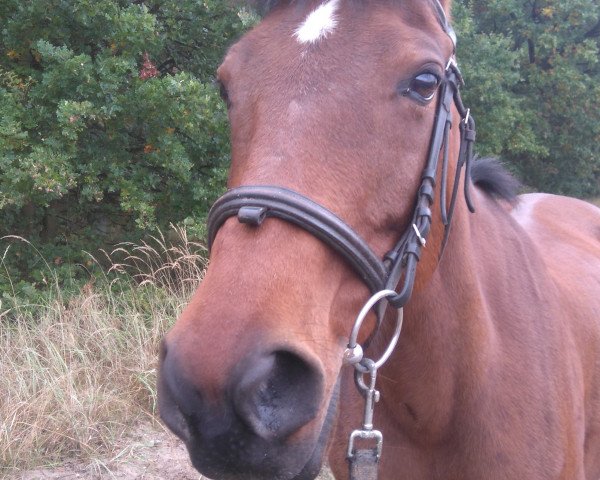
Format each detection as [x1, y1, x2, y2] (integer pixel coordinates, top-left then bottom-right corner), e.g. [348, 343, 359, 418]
[159, 1, 466, 478]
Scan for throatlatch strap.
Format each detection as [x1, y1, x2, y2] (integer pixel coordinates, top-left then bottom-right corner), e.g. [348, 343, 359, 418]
[349, 449, 379, 480]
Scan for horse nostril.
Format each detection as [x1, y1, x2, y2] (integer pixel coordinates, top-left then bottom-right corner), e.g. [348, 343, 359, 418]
[232, 350, 324, 440]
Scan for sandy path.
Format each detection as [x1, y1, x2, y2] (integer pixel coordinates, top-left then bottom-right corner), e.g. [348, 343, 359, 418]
[10, 425, 201, 480]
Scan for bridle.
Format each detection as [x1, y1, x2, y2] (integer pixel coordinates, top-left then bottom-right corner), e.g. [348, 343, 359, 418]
[207, 58, 475, 300]
[206, 2, 476, 478]
[207, 70, 475, 297]
[208, 4, 475, 305]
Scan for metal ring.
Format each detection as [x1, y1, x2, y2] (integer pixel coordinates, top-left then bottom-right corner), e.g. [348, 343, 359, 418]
[346, 290, 404, 373]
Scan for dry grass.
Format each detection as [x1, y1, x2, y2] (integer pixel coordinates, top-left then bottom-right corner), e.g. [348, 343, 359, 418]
[0, 227, 206, 475]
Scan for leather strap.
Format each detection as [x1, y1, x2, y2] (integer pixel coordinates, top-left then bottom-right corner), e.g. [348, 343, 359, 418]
[432, 0, 457, 50]
[207, 185, 388, 294]
[383, 63, 469, 307]
[206, 63, 476, 311]
[349, 449, 379, 480]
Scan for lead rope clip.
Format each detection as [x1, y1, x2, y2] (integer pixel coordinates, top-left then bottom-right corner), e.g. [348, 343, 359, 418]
[347, 360, 383, 459]
[344, 290, 404, 480]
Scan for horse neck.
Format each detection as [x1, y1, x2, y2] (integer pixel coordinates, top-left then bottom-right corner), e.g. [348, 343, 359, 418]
[375, 187, 500, 441]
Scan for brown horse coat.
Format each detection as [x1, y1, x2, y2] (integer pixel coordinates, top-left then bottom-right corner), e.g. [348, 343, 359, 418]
[158, 1, 600, 478]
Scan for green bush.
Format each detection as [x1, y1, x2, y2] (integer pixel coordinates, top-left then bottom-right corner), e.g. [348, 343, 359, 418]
[454, 0, 600, 197]
[0, 0, 251, 294]
[0, 0, 250, 235]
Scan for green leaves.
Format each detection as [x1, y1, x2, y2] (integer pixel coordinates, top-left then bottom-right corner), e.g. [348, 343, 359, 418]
[456, 0, 600, 196]
[0, 0, 243, 247]
[0, 0, 245, 297]
[1, 0, 598, 297]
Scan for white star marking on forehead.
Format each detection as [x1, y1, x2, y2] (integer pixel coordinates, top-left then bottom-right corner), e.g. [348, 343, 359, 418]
[294, 0, 341, 44]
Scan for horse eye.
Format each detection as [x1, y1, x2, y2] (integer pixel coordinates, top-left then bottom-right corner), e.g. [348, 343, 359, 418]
[217, 80, 231, 108]
[404, 73, 440, 102]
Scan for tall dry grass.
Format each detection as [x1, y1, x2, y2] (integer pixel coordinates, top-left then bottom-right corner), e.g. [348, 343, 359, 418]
[0, 228, 206, 475]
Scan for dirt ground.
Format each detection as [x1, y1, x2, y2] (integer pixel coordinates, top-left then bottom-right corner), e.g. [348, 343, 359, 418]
[9, 425, 202, 480]
[9, 424, 334, 480]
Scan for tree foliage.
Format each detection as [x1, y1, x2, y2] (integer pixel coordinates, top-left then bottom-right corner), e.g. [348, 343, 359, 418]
[0, 0, 253, 297]
[454, 0, 600, 196]
[0, 0, 249, 244]
[0, 0, 598, 298]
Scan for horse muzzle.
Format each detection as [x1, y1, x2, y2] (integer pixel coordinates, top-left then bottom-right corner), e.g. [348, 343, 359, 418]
[158, 339, 331, 480]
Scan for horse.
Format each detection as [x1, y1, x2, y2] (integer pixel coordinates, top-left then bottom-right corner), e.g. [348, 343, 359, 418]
[157, 0, 600, 478]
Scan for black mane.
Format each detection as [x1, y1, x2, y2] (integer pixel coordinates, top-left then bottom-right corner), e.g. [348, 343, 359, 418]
[470, 157, 520, 204]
